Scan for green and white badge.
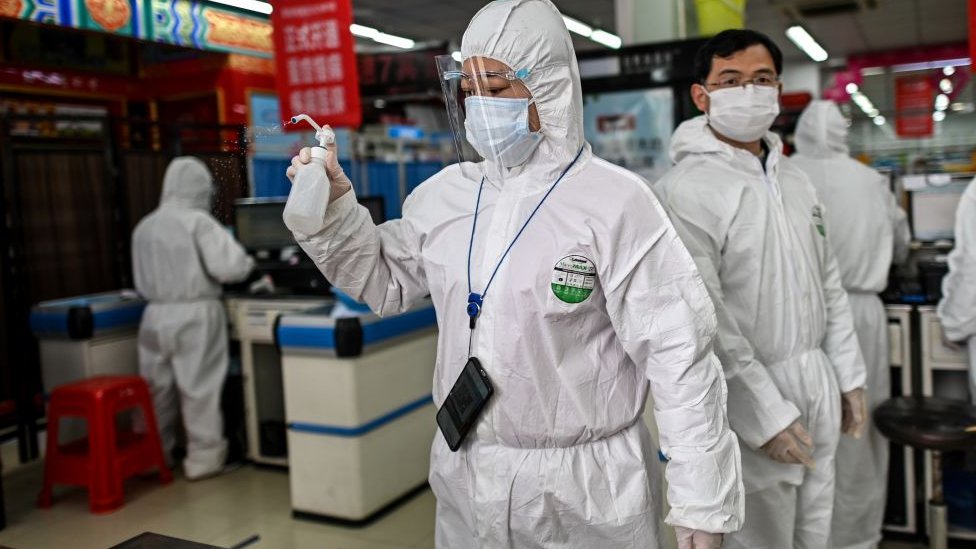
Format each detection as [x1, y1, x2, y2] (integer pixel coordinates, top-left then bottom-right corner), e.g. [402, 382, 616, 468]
[551, 255, 596, 304]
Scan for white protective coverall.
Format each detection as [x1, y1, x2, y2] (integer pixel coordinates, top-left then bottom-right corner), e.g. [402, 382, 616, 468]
[792, 100, 911, 549]
[289, 0, 744, 546]
[654, 116, 867, 549]
[938, 177, 976, 403]
[132, 157, 254, 480]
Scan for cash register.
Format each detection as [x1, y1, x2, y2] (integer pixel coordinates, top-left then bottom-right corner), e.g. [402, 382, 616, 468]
[228, 197, 387, 466]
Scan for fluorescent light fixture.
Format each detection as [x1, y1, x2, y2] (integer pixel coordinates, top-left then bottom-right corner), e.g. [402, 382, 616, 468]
[785, 25, 828, 62]
[373, 32, 415, 49]
[350, 24, 379, 39]
[868, 109, 879, 118]
[861, 67, 885, 76]
[873, 116, 886, 126]
[940, 78, 954, 94]
[590, 29, 622, 49]
[563, 16, 594, 37]
[452, 51, 463, 63]
[951, 102, 972, 112]
[350, 24, 414, 49]
[892, 58, 971, 73]
[933, 111, 946, 122]
[944, 66, 956, 76]
[845, 83, 859, 94]
[207, 0, 272, 14]
[935, 94, 950, 111]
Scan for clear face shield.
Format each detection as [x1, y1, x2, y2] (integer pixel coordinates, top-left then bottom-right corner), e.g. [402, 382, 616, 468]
[436, 54, 542, 179]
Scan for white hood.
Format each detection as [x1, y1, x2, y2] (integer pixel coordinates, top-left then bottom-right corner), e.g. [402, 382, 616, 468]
[669, 115, 784, 176]
[461, 0, 588, 183]
[160, 156, 213, 211]
[794, 100, 849, 158]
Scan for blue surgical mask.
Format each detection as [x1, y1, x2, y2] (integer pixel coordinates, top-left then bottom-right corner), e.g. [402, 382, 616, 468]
[464, 96, 543, 168]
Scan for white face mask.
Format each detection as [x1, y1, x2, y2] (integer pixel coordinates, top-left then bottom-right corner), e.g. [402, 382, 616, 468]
[464, 96, 543, 168]
[705, 84, 781, 143]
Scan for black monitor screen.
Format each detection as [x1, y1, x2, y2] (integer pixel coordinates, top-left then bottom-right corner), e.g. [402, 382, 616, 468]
[358, 196, 386, 225]
[235, 200, 294, 250]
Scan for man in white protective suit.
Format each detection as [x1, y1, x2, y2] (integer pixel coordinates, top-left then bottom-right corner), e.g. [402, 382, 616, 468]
[939, 176, 976, 403]
[284, 1, 743, 547]
[132, 157, 255, 480]
[792, 100, 911, 549]
[653, 30, 868, 549]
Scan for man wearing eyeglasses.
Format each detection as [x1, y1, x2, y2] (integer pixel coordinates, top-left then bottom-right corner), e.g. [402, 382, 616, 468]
[653, 30, 867, 549]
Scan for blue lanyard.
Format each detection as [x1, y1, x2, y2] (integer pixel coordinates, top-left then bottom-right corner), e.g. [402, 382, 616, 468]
[465, 146, 585, 330]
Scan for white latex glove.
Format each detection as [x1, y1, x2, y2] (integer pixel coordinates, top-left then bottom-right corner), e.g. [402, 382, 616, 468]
[841, 388, 867, 439]
[760, 421, 816, 470]
[675, 526, 723, 549]
[285, 128, 353, 202]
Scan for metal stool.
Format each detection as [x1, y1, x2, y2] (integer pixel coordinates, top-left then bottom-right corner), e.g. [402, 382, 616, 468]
[874, 396, 976, 549]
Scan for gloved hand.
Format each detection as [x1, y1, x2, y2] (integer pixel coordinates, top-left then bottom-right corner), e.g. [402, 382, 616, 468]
[760, 421, 816, 470]
[286, 129, 353, 202]
[841, 388, 867, 439]
[674, 526, 723, 549]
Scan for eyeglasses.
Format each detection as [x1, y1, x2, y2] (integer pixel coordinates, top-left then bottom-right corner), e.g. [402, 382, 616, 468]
[705, 75, 780, 90]
[443, 69, 532, 97]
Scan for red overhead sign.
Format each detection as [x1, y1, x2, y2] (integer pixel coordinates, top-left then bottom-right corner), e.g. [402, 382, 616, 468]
[970, 0, 976, 72]
[895, 76, 934, 138]
[271, 0, 362, 129]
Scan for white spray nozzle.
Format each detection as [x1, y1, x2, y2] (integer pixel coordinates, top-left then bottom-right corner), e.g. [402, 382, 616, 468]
[290, 114, 335, 148]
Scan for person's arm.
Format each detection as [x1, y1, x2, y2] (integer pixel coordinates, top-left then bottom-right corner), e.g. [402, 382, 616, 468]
[289, 169, 429, 317]
[196, 217, 255, 284]
[602, 186, 743, 534]
[938, 185, 976, 342]
[664, 186, 801, 450]
[818, 206, 867, 393]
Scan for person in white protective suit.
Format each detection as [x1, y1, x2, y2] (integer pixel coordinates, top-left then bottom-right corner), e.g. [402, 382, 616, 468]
[132, 157, 255, 480]
[653, 30, 868, 549]
[791, 100, 911, 549]
[284, 1, 743, 547]
[938, 177, 976, 403]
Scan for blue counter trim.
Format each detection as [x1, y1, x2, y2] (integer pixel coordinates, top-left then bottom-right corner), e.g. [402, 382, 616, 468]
[29, 304, 145, 336]
[277, 307, 436, 350]
[288, 395, 433, 438]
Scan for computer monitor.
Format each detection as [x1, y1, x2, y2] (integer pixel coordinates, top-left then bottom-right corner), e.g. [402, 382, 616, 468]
[910, 182, 968, 241]
[235, 196, 387, 251]
[358, 195, 386, 225]
[235, 199, 294, 251]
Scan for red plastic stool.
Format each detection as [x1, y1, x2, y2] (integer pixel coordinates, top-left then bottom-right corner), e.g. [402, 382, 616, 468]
[38, 376, 172, 513]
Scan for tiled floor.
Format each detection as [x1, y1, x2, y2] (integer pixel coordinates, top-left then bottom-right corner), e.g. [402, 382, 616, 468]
[0, 457, 931, 549]
[0, 462, 435, 549]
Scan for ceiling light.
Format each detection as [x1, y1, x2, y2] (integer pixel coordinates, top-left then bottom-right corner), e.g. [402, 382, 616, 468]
[868, 109, 879, 118]
[873, 116, 886, 126]
[590, 29, 622, 49]
[845, 83, 859, 94]
[785, 25, 828, 62]
[861, 67, 885, 76]
[207, 0, 272, 14]
[935, 94, 950, 111]
[940, 78, 954, 94]
[373, 32, 415, 49]
[350, 24, 379, 39]
[944, 66, 956, 76]
[562, 16, 593, 37]
[933, 111, 946, 122]
[951, 102, 972, 112]
[451, 51, 463, 63]
[892, 58, 971, 73]
[350, 24, 414, 49]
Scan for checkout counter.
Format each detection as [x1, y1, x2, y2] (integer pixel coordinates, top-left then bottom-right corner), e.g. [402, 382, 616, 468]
[276, 296, 438, 523]
[30, 290, 146, 393]
[879, 175, 976, 543]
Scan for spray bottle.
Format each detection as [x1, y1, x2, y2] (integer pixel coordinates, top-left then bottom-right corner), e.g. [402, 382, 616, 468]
[283, 114, 336, 234]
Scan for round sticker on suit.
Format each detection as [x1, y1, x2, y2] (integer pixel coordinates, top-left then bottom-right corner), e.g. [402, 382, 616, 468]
[551, 255, 596, 304]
